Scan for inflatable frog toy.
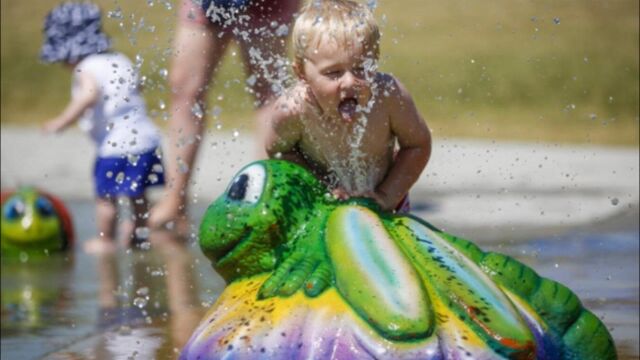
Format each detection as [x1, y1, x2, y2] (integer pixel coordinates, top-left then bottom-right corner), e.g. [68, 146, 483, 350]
[181, 160, 616, 360]
[1, 187, 74, 256]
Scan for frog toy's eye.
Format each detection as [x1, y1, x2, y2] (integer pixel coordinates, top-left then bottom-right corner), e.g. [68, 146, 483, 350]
[3, 197, 25, 220]
[227, 164, 266, 204]
[35, 196, 55, 217]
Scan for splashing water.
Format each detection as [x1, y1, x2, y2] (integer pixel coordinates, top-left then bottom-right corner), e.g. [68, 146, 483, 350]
[191, 103, 204, 119]
[322, 115, 381, 194]
[325, 59, 386, 194]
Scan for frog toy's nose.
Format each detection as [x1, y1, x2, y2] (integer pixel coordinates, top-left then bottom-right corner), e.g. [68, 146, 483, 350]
[20, 211, 46, 237]
[21, 213, 34, 230]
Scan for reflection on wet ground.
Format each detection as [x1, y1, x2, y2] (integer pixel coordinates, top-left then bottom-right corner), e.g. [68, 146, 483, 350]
[491, 230, 640, 359]
[1, 201, 638, 359]
[1, 201, 225, 360]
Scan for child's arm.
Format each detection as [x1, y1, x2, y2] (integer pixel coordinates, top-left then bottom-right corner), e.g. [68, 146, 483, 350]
[42, 72, 99, 133]
[374, 77, 432, 210]
[264, 96, 306, 165]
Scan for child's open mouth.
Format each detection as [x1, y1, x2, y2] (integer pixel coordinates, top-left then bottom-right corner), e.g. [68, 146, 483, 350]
[338, 97, 358, 122]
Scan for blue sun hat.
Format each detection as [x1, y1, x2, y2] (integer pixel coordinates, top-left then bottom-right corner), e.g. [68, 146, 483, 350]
[40, 2, 111, 63]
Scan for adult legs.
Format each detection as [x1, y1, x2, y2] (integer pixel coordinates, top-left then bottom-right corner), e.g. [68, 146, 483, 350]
[150, 22, 232, 227]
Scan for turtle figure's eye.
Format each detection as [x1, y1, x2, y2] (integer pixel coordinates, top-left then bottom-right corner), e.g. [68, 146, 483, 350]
[226, 164, 266, 204]
[228, 174, 249, 200]
[36, 197, 55, 217]
[3, 197, 25, 220]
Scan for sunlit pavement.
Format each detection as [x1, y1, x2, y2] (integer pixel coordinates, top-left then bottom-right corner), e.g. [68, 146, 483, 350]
[2, 125, 638, 240]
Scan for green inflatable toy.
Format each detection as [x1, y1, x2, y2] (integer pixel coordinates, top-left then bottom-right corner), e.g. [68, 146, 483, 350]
[181, 160, 616, 360]
[1, 187, 74, 256]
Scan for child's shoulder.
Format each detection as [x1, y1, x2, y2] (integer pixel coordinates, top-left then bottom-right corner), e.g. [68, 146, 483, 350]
[374, 72, 407, 97]
[272, 82, 308, 122]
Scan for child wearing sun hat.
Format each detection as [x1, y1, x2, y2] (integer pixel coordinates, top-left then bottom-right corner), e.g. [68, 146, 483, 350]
[41, 2, 164, 253]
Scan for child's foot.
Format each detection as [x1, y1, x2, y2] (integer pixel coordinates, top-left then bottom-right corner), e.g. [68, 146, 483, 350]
[84, 237, 117, 255]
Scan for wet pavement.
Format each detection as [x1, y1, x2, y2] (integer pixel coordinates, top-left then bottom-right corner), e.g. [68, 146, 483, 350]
[2, 125, 638, 237]
[1, 126, 638, 359]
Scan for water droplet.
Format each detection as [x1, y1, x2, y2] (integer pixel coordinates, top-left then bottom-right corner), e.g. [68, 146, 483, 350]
[158, 68, 168, 79]
[246, 75, 257, 87]
[610, 198, 619, 206]
[127, 154, 140, 166]
[136, 287, 149, 296]
[107, 8, 123, 19]
[151, 268, 164, 276]
[553, 17, 561, 25]
[232, 130, 240, 138]
[148, 173, 159, 184]
[275, 24, 289, 37]
[115, 172, 125, 184]
[178, 159, 189, 174]
[191, 103, 204, 119]
[212, 106, 222, 118]
[158, 100, 166, 110]
[135, 227, 150, 240]
[133, 297, 148, 308]
[19, 252, 29, 263]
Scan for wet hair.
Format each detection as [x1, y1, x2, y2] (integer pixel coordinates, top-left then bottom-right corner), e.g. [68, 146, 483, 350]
[40, 2, 111, 64]
[292, 0, 380, 71]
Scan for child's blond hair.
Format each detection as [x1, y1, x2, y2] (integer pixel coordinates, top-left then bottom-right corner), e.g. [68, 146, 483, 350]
[292, 0, 380, 71]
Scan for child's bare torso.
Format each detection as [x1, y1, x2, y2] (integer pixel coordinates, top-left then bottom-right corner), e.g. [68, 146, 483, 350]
[285, 81, 396, 193]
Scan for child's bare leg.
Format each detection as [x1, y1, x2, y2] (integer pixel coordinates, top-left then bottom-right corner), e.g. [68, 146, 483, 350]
[85, 196, 117, 254]
[128, 194, 150, 248]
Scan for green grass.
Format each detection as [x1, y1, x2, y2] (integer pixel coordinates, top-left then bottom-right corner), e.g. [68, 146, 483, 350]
[1, 0, 638, 145]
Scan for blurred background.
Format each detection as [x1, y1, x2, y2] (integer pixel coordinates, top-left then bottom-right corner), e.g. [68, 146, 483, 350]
[1, 1, 638, 359]
[2, 0, 638, 145]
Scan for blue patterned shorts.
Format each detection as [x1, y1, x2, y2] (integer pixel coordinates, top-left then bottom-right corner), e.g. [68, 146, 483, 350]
[94, 148, 165, 198]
